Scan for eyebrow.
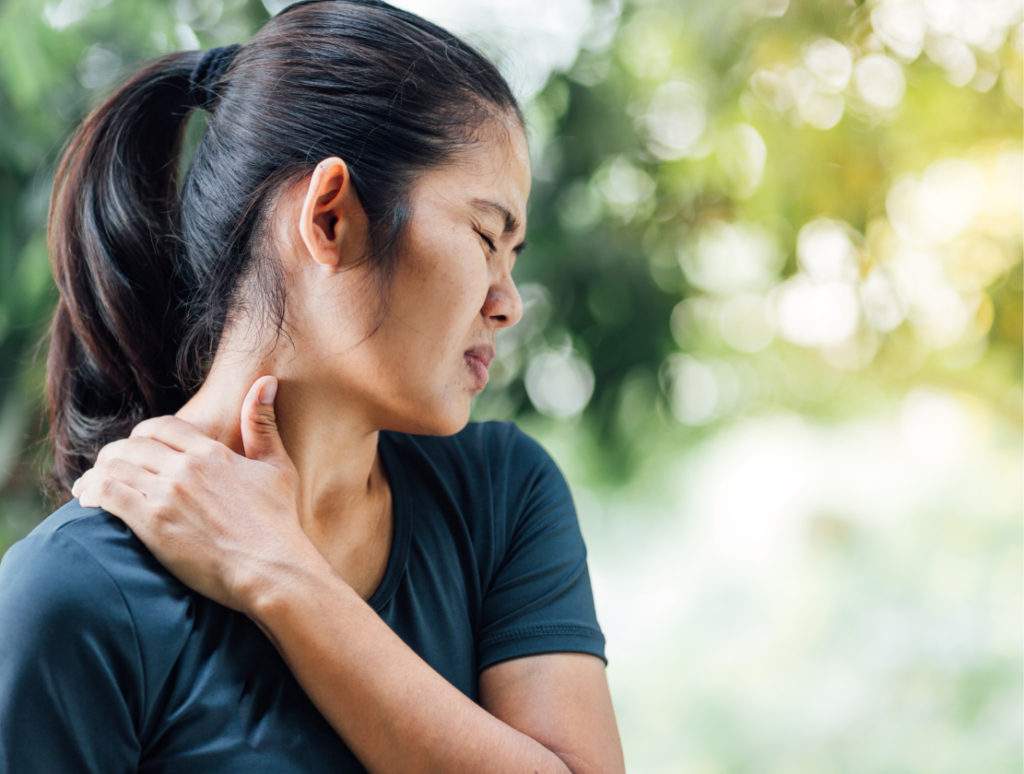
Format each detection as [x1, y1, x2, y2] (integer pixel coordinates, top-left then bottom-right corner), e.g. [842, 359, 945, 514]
[469, 198, 529, 256]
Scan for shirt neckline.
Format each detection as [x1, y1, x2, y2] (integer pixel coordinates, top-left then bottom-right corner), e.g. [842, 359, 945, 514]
[366, 429, 411, 613]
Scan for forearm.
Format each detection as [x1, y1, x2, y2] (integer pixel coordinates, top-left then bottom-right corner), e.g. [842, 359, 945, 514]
[248, 553, 573, 774]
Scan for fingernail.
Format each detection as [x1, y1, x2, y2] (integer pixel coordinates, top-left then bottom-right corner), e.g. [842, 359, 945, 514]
[259, 378, 277, 405]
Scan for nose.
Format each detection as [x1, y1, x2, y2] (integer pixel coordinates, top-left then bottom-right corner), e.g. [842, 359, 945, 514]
[482, 273, 523, 330]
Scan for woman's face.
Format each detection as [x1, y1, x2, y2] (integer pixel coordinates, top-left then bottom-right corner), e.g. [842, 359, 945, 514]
[282, 115, 530, 436]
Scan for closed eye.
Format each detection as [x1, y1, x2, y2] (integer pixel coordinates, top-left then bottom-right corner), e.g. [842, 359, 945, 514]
[476, 229, 497, 253]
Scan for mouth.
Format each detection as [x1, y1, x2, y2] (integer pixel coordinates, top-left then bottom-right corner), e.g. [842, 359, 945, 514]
[464, 352, 490, 391]
[464, 344, 495, 368]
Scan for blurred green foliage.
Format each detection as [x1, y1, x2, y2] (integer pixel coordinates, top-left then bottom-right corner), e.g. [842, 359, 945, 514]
[0, 0, 1021, 769]
[1, 0, 1020, 524]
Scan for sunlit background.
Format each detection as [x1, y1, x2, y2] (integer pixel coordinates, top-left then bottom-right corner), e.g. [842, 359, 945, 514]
[1, 0, 1021, 770]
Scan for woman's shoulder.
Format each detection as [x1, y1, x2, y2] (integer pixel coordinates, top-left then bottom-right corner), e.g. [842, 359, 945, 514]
[2, 497, 189, 600]
[0, 497, 196, 665]
[7, 496, 138, 558]
[0, 499, 190, 764]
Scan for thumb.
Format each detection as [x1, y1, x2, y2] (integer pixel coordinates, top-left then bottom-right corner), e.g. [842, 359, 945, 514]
[241, 376, 287, 464]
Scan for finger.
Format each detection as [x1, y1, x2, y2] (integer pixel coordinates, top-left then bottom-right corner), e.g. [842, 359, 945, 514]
[240, 376, 289, 465]
[78, 458, 161, 505]
[130, 415, 220, 456]
[78, 475, 149, 538]
[95, 436, 186, 476]
[76, 464, 148, 520]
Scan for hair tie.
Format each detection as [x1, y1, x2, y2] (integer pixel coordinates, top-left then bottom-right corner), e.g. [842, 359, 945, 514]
[188, 44, 241, 111]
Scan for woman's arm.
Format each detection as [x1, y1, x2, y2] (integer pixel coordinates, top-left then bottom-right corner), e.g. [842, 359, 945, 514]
[69, 381, 578, 772]
[249, 548, 575, 774]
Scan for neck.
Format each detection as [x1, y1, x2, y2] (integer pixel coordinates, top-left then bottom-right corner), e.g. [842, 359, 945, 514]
[173, 346, 388, 542]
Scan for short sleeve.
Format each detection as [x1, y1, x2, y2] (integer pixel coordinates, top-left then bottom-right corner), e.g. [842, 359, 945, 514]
[0, 525, 142, 772]
[477, 425, 607, 672]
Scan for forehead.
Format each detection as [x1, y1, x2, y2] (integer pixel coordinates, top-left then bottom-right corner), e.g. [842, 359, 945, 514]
[413, 119, 531, 231]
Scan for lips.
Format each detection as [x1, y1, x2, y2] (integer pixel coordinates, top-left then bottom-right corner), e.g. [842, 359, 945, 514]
[464, 351, 490, 391]
[464, 344, 495, 368]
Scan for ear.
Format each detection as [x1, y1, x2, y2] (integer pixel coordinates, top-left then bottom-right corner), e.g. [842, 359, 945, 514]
[298, 156, 367, 270]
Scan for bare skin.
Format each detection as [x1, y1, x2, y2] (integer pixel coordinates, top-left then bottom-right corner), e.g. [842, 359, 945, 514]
[172, 113, 529, 596]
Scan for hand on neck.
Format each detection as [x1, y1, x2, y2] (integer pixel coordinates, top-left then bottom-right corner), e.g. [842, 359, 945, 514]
[173, 343, 387, 539]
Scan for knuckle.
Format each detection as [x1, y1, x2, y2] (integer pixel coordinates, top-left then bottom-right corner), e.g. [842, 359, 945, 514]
[130, 418, 155, 438]
[156, 478, 177, 503]
[173, 453, 199, 478]
[253, 410, 277, 430]
[98, 477, 116, 497]
[151, 490, 173, 518]
[150, 505, 172, 533]
[95, 442, 123, 464]
[204, 441, 227, 463]
[168, 476, 189, 497]
[108, 458, 131, 476]
[133, 415, 173, 438]
[171, 453, 191, 476]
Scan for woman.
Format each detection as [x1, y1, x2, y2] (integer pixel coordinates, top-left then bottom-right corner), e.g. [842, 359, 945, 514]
[0, 0, 624, 771]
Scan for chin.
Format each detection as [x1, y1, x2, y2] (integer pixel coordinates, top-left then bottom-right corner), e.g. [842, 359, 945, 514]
[392, 396, 471, 437]
[425, 409, 472, 437]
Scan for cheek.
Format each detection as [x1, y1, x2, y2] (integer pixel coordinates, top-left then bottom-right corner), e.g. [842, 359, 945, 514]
[382, 274, 478, 374]
[416, 255, 489, 330]
[385, 227, 489, 369]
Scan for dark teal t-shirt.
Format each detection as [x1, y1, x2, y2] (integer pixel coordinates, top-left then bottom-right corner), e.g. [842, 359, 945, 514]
[0, 420, 606, 772]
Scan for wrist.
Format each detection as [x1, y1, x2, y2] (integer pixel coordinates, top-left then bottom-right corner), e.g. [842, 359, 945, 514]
[244, 539, 336, 621]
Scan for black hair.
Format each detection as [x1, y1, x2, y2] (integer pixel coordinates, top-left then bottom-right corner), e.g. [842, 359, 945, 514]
[42, 0, 525, 505]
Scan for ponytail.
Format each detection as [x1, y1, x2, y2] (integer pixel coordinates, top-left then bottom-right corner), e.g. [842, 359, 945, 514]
[42, 51, 204, 505]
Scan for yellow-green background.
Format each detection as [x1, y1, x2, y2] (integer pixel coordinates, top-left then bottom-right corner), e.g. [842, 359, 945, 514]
[1, 0, 1021, 770]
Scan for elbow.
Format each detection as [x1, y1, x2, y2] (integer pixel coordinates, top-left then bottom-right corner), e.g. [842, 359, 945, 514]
[551, 748, 626, 774]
